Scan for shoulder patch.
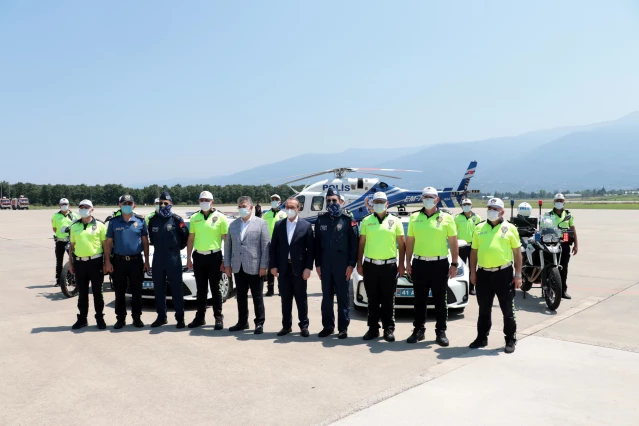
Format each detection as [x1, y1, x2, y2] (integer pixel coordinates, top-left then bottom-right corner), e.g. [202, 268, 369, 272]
[133, 213, 146, 220]
[95, 218, 105, 224]
[439, 209, 452, 215]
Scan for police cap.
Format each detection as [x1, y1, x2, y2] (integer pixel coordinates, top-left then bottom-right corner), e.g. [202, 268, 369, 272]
[159, 192, 172, 202]
[326, 188, 340, 197]
[59, 198, 69, 205]
[122, 194, 135, 204]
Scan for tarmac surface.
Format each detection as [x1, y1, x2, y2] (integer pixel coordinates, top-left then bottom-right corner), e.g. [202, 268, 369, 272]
[0, 207, 637, 426]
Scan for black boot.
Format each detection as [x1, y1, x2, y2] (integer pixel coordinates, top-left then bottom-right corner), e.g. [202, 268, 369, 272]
[72, 315, 88, 330]
[407, 328, 425, 344]
[95, 314, 107, 330]
[436, 330, 450, 347]
[469, 284, 476, 295]
[469, 336, 488, 349]
[265, 284, 274, 297]
[505, 338, 517, 354]
[363, 328, 380, 340]
[188, 317, 206, 328]
[562, 288, 572, 299]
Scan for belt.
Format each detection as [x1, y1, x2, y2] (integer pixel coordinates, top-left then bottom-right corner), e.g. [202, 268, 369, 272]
[74, 254, 103, 262]
[364, 257, 396, 265]
[195, 249, 222, 255]
[113, 254, 142, 261]
[413, 255, 447, 261]
[55, 237, 69, 243]
[478, 262, 513, 272]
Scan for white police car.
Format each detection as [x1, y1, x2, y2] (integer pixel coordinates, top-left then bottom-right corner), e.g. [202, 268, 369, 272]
[351, 216, 470, 312]
[128, 215, 236, 303]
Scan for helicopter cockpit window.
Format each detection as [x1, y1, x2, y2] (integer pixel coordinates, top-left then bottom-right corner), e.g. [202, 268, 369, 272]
[311, 196, 324, 211]
[378, 182, 389, 189]
[296, 195, 306, 211]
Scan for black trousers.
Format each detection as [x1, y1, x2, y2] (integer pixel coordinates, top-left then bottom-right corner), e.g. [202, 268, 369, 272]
[266, 270, 275, 286]
[411, 258, 449, 332]
[75, 257, 104, 319]
[152, 257, 185, 321]
[320, 264, 351, 332]
[193, 252, 224, 321]
[560, 242, 571, 292]
[458, 246, 471, 265]
[476, 266, 516, 341]
[234, 267, 265, 326]
[112, 256, 143, 321]
[55, 241, 68, 280]
[363, 261, 397, 331]
[278, 263, 309, 329]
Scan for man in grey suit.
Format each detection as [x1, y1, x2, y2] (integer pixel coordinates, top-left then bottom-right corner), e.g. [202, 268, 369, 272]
[224, 196, 270, 334]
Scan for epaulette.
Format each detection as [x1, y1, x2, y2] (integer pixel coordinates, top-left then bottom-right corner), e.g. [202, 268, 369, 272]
[171, 213, 183, 221]
[133, 213, 146, 220]
[439, 208, 452, 215]
[70, 218, 82, 227]
[95, 218, 105, 224]
[477, 220, 487, 225]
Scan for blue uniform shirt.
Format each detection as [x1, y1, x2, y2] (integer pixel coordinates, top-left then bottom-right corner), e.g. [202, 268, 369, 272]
[106, 214, 148, 256]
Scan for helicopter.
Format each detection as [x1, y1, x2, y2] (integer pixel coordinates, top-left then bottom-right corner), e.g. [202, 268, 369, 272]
[266, 161, 479, 222]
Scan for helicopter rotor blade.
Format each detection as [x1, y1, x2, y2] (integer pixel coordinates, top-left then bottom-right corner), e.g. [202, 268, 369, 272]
[265, 170, 333, 185]
[352, 168, 422, 173]
[359, 172, 403, 180]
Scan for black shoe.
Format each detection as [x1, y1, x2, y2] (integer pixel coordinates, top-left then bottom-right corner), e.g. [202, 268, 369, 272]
[301, 328, 310, 338]
[407, 329, 425, 344]
[132, 318, 144, 328]
[277, 327, 292, 336]
[562, 292, 572, 299]
[505, 339, 517, 354]
[176, 319, 186, 329]
[318, 328, 334, 338]
[229, 323, 249, 332]
[469, 284, 476, 296]
[436, 331, 450, 347]
[188, 318, 206, 329]
[383, 329, 395, 342]
[338, 330, 348, 339]
[151, 318, 168, 328]
[95, 315, 107, 330]
[114, 320, 126, 330]
[71, 315, 88, 330]
[54, 278, 60, 287]
[265, 285, 274, 297]
[469, 337, 488, 349]
[254, 325, 264, 335]
[214, 320, 224, 330]
[363, 328, 380, 340]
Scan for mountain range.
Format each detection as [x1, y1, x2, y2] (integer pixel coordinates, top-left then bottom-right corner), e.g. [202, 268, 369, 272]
[132, 112, 639, 191]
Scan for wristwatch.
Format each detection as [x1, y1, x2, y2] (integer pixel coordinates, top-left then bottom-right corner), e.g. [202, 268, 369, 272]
[514, 273, 522, 278]
[451, 262, 458, 267]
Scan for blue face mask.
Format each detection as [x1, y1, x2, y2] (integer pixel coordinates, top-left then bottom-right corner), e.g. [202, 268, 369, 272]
[327, 202, 342, 217]
[121, 205, 133, 215]
[159, 204, 172, 218]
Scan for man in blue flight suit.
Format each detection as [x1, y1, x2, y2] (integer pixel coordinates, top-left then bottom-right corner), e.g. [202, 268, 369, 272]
[314, 188, 359, 339]
[148, 192, 189, 329]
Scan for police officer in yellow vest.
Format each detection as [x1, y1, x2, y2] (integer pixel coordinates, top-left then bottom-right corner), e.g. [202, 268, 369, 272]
[51, 198, 77, 285]
[186, 191, 229, 329]
[545, 193, 579, 299]
[68, 199, 108, 330]
[357, 191, 405, 342]
[405, 187, 458, 346]
[455, 198, 482, 295]
[469, 198, 522, 354]
[145, 198, 159, 226]
[262, 193, 287, 296]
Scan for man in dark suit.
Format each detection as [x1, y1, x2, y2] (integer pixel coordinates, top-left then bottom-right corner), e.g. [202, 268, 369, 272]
[270, 197, 315, 337]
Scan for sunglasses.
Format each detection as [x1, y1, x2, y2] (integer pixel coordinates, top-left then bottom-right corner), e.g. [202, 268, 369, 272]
[122, 202, 133, 206]
[158, 202, 170, 206]
[326, 199, 339, 204]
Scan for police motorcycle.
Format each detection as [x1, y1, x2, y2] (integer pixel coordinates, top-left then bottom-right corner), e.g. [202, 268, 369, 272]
[510, 200, 571, 311]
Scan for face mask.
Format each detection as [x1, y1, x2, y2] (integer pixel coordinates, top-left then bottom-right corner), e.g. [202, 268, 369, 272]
[327, 202, 342, 217]
[554, 202, 564, 210]
[155, 204, 160, 212]
[487, 209, 500, 221]
[271, 201, 280, 209]
[373, 204, 386, 214]
[200, 201, 211, 211]
[79, 209, 91, 218]
[60, 205, 69, 212]
[238, 207, 250, 218]
[462, 205, 472, 213]
[286, 209, 297, 219]
[121, 205, 133, 215]
[423, 198, 436, 209]
[159, 204, 172, 218]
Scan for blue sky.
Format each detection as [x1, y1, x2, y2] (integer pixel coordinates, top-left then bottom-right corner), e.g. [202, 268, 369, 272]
[1, 0, 638, 185]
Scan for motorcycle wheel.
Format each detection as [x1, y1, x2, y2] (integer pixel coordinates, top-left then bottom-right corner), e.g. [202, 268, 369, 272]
[60, 262, 79, 298]
[543, 267, 562, 311]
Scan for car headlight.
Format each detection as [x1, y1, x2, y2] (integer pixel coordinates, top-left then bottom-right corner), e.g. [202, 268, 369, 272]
[542, 234, 553, 243]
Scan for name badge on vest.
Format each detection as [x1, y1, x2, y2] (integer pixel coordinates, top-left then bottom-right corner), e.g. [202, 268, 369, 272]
[387, 219, 394, 230]
[320, 225, 327, 231]
[501, 225, 508, 239]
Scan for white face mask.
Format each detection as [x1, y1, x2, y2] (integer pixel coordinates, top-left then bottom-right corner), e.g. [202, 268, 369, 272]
[238, 207, 251, 218]
[423, 198, 436, 209]
[554, 202, 564, 210]
[200, 201, 211, 211]
[271, 201, 280, 209]
[155, 204, 160, 212]
[286, 209, 297, 219]
[462, 205, 472, 213]
[487, 209, 500, 221]
[79, 208, 91, 218]
[60, 205, 69, 212]
[373, 203, 386, 214]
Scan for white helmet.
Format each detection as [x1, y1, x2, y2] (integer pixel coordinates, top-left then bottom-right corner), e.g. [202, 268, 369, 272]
[518, 202, 532, 217]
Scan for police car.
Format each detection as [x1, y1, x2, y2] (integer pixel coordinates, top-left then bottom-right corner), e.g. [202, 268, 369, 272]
[351, 216, 470, 312]
[128, 215, 237, 302]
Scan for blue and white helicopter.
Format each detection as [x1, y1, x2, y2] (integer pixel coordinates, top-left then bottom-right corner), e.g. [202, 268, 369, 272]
[268, 161, 478, 223]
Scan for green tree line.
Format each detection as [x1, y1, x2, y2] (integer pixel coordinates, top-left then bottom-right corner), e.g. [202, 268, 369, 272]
[0, 181, 304, 206]
[486, 187, 637, 200]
